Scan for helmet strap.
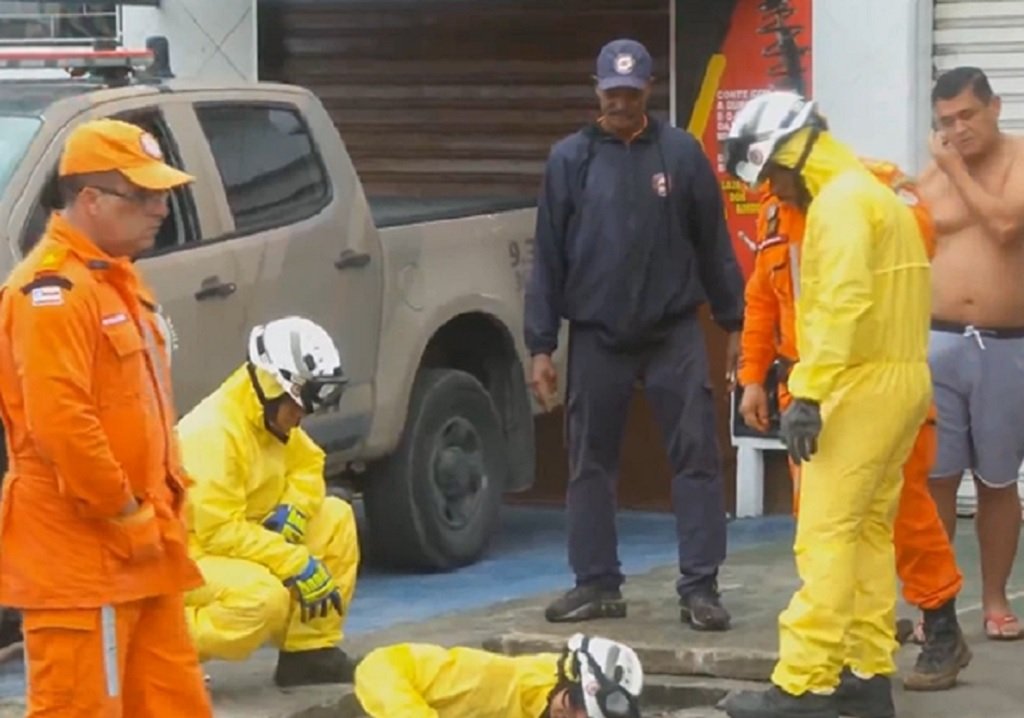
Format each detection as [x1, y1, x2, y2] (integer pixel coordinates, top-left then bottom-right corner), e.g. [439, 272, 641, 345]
[246, 361, 290, 444]
[791, 123, 821, 177]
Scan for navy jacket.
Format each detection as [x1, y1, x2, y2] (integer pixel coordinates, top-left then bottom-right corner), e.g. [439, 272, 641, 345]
[524, 117, 745, 354]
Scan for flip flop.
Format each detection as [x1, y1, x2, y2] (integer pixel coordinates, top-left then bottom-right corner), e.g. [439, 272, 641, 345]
[895, 618, 915, 645]
[984, 613, 1024, 641]
[895, 616, 926, 645]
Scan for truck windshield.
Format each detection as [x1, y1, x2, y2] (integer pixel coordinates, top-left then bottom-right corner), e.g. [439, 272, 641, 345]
[0, 116, 42, 195]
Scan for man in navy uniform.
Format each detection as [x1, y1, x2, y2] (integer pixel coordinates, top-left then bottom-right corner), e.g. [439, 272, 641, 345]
[525, 38, 745, 630]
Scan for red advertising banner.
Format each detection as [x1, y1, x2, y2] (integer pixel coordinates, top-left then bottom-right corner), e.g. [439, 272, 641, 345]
[697, 0, 812, 279]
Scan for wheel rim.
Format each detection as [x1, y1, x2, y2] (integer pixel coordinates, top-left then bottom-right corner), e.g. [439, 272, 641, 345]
[430, 416, 488, 530]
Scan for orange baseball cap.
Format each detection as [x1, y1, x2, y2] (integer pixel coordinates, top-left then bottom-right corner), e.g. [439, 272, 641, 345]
[58, 118, 194, 190]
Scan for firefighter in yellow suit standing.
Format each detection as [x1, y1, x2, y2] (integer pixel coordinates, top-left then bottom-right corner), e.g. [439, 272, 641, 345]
[721, 91, 933, 718]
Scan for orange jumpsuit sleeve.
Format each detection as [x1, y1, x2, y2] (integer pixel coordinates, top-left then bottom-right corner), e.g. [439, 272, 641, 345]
[738, 256, 780, 386]
[11, 278, 134, 519]
[738, 200, 782, 387]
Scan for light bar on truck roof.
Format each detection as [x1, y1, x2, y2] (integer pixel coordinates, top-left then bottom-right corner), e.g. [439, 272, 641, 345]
[0, 49, 153, 72]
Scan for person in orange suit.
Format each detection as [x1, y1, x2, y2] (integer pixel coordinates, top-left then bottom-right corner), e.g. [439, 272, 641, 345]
[736, 159, 970, 692]
[0, 119, 213, 717]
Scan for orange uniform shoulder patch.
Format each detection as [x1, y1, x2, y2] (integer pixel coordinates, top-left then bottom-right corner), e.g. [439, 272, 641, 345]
[19, 274, 73, 307]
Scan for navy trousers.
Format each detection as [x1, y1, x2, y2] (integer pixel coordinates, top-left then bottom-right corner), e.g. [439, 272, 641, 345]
[565, 315, 727, 597]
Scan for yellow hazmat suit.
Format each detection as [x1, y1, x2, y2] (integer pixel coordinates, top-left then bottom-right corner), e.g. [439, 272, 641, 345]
[354, 643, 560, 718]
[770, 129, 933, 694]
[177, 365, 359, 661]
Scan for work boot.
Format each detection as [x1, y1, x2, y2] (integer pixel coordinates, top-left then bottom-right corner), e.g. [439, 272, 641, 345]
[835, 668, 895, 718]
[904, 598, 972, 691]
[680, 583, 731, 631]
[273, 647, 359, 687]
[544, 585, 626, 623]
[721, 685, 838, 718]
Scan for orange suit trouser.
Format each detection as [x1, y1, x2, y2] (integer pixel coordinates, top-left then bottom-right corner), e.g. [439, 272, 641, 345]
[22, 592, 212, 717]
[789, 402, 962, 610]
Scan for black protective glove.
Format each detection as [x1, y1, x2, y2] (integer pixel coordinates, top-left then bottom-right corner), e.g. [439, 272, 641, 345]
[780, 398, 822, 464]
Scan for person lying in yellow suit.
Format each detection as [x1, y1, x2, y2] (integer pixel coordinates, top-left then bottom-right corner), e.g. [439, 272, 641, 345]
[354, 633, 643, 718]
[178, 315, 358, 687]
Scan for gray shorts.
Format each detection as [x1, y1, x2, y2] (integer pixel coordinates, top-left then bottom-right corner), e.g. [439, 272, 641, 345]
[928, 321, 1024, 487]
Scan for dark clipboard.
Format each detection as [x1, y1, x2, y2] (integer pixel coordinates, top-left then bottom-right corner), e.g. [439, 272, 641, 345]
[730, 360, 787, 441]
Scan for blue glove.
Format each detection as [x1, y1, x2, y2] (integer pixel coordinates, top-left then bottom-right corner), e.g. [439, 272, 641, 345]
[262, 504, 308, 544]
[285, 557, 343, 622]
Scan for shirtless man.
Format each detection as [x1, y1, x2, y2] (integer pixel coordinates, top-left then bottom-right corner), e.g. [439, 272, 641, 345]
[919, 66, 1024, 641]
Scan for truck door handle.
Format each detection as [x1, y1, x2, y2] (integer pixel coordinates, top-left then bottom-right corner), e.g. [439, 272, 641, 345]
[335, 250, 370, 270]
[194, 275, 237, 301]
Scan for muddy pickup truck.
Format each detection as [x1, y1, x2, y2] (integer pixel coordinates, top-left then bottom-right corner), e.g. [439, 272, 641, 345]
[0, 52, 550, 571]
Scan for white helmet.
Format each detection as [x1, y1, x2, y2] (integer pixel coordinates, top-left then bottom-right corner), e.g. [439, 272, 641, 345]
[724, 90, 821, 186]
[247, 316, 347, 413]
[565, 633, 643, 718]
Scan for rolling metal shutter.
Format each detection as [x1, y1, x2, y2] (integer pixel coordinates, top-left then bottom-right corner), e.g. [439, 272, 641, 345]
[933, 0, 1024, 131]
[257, 0, 670, 199]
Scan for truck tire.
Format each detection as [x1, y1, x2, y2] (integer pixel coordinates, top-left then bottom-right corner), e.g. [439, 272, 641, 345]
[364, 368, 507, 571]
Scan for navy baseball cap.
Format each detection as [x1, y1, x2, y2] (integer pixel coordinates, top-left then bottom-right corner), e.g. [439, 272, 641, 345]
[595, 38, 653, 91]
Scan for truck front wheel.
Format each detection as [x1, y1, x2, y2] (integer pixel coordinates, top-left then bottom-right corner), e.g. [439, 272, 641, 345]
[364, 368, 506, 571]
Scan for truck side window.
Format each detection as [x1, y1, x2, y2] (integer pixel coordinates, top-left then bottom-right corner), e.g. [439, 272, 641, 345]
[194, 104, 329, 235]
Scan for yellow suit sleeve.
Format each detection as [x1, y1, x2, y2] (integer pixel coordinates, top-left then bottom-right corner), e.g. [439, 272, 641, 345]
[183, 425, 309, 580]
[354, 645, 442, 718]
[787, 187, 874, 403]
[279, 427, 327, 518]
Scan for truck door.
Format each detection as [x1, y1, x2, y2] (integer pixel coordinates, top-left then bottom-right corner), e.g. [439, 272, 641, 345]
[190, 97, 384, 455]
[6, 99, 249, 416]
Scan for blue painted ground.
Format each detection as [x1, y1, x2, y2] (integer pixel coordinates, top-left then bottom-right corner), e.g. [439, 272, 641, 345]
[347, 504, 794, 635]
[0, 505, 794, 697]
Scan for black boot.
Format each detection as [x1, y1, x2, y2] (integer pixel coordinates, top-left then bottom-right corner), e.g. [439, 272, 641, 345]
[544, 585, 626, 623]
[903, 598, 972, 692]
[722, 686, 838, 718]
[680, 583, 731, 631]
[273, 647, 359, 687]
[835, 668, 895, 718]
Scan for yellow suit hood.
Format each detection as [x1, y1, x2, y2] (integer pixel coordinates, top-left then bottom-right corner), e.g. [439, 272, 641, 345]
[773, 128, 866, 198]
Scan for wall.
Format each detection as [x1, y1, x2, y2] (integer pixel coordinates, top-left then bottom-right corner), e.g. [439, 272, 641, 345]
[121, 0, 257, 82]
[811, 0, 933, 173]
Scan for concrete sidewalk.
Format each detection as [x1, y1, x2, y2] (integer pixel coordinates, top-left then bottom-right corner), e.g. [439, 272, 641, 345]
[0, 517, 1020, 716]
[199, 519, 1024, 718]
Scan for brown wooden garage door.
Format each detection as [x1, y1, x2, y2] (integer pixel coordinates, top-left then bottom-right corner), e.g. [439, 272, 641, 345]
[257, 0, 670, 200]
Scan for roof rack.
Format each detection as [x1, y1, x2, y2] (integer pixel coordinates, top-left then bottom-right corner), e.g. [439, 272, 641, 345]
[0, 37, 173, 87]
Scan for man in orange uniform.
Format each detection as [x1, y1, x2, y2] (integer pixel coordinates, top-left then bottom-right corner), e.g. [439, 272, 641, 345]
[736, 160, 970, 692]
[0, 119, 213, 717]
